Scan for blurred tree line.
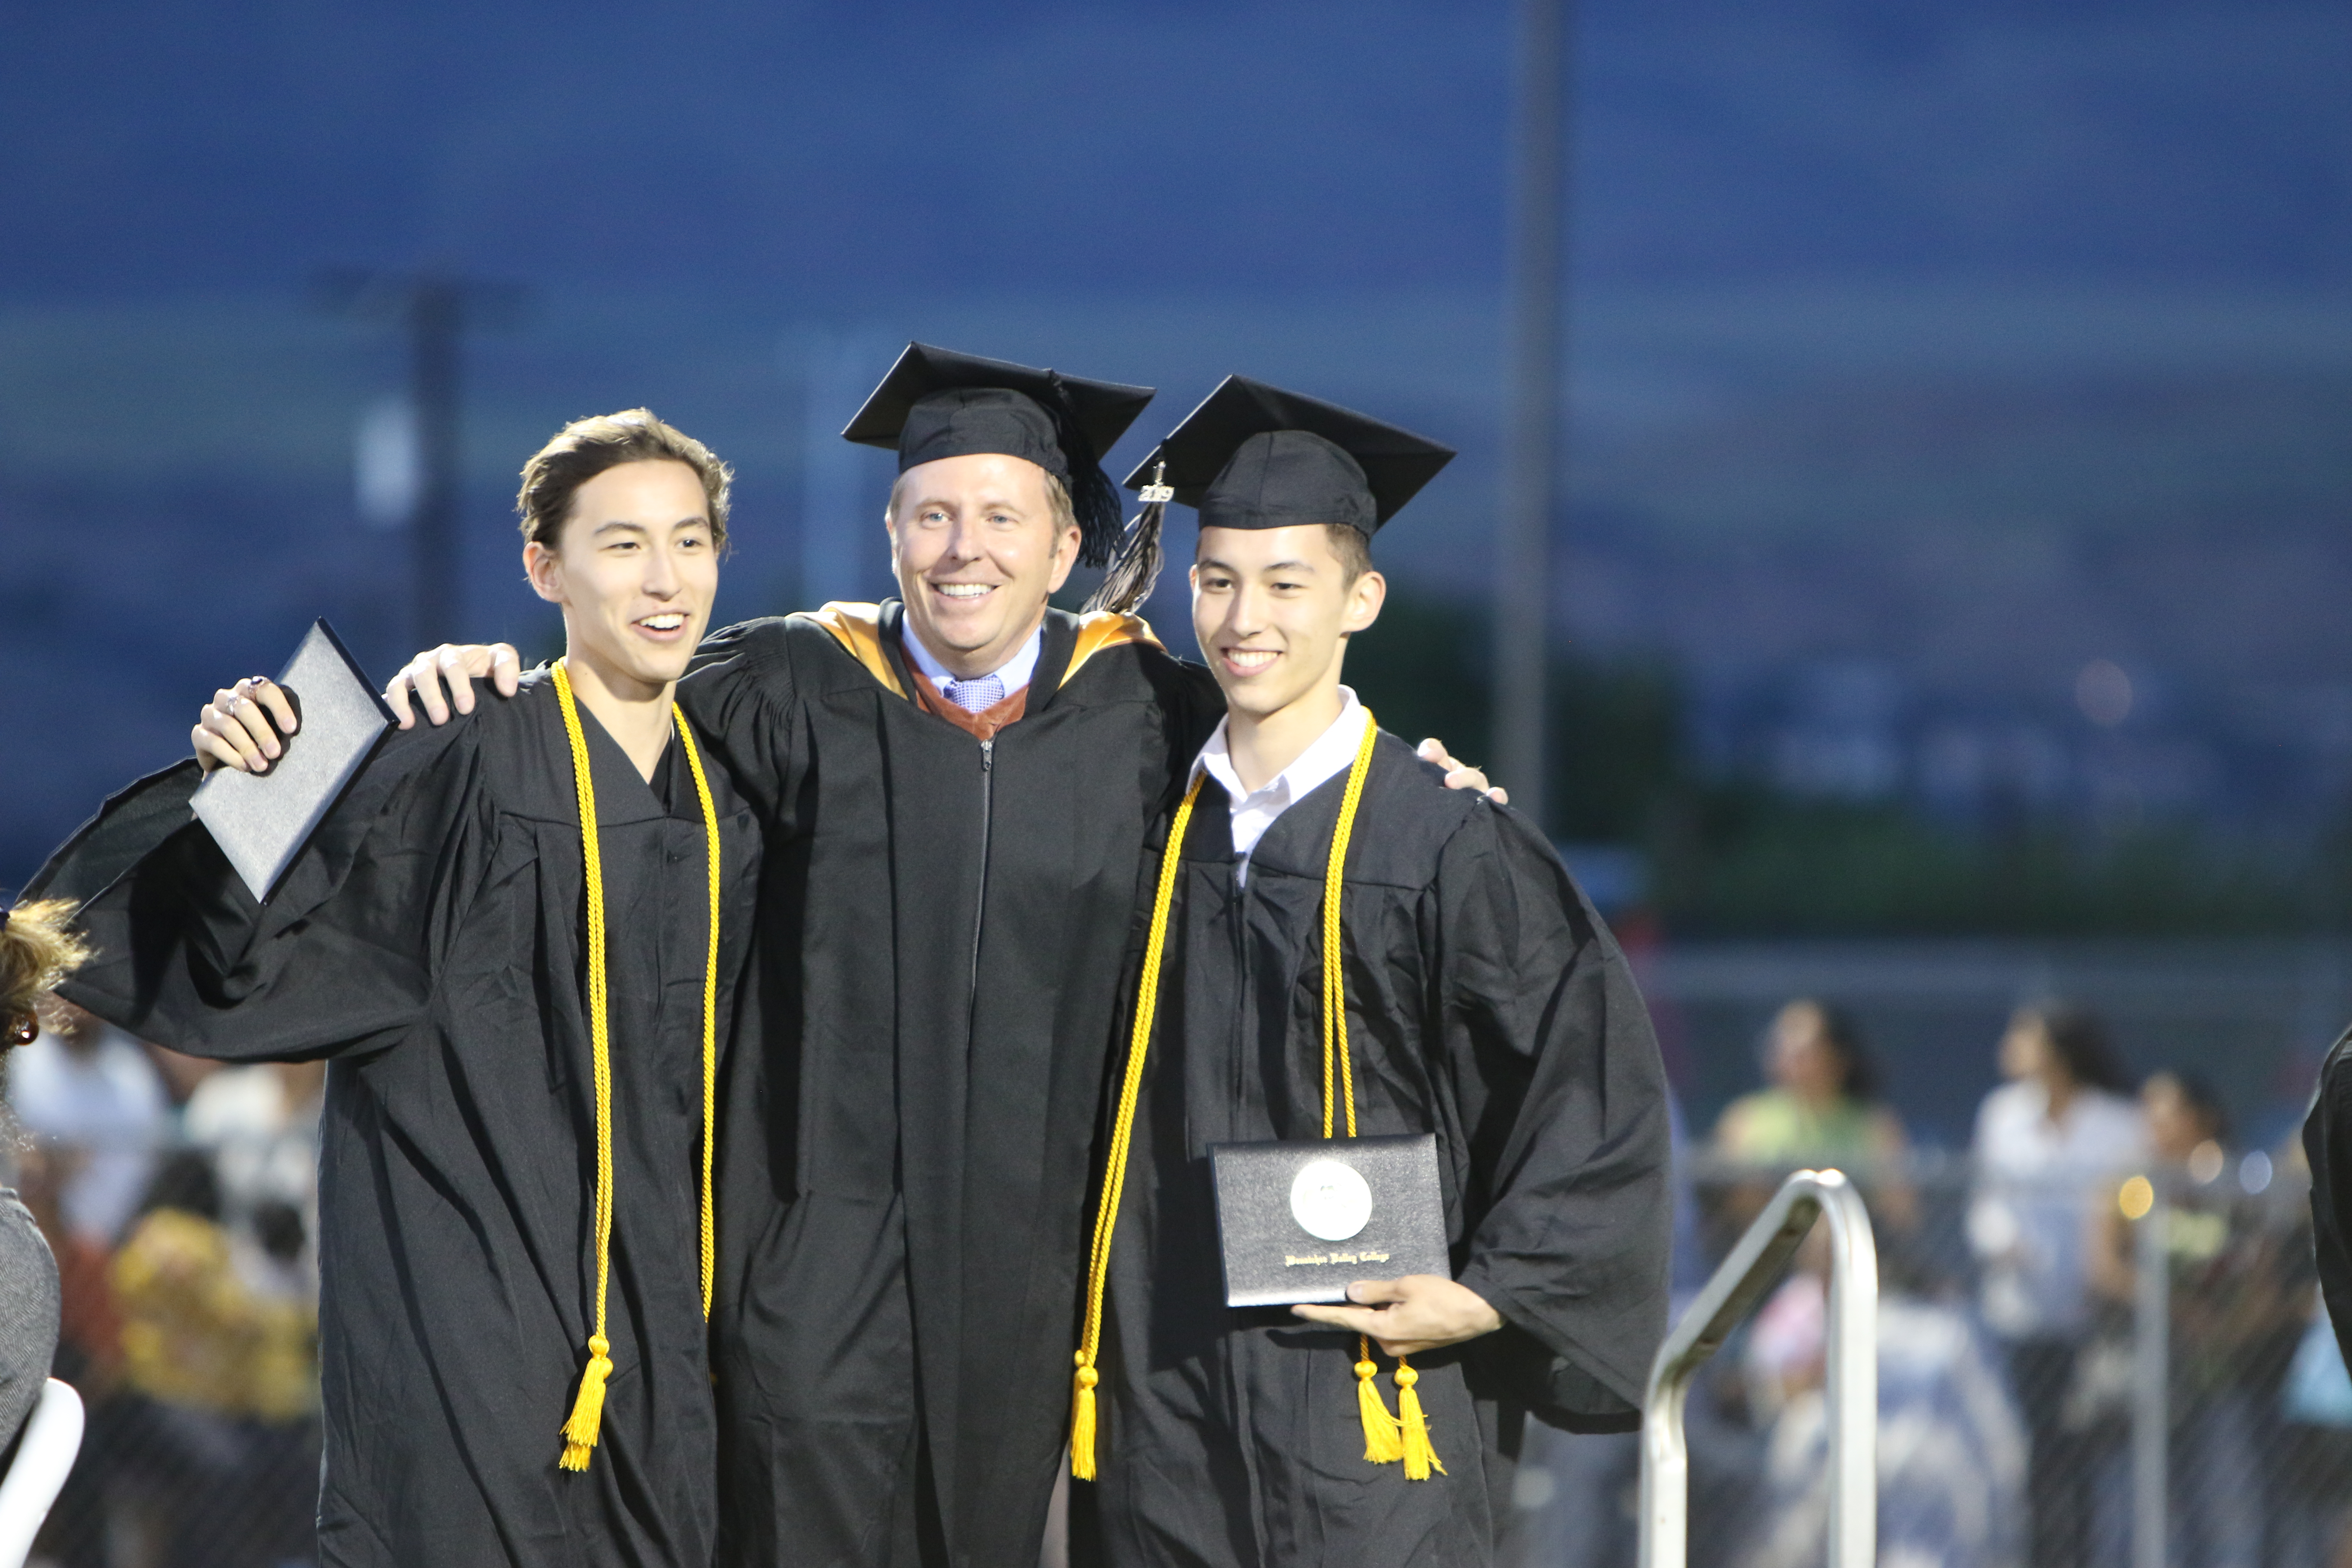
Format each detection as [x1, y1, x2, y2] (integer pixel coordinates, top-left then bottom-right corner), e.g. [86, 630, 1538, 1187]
[1345, 590, 2337, 937]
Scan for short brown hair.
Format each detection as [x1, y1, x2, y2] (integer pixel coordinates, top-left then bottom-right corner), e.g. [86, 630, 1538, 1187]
[3, 898, 90, 1039]
[516, 409, 733, 551]
[1325, 524, 1373, 583]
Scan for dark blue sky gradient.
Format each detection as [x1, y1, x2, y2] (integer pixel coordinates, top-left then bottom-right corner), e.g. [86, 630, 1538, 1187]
[2, 0, 2349, 881]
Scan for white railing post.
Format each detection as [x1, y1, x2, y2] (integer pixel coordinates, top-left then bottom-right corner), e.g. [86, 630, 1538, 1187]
[2132, 1182, 2169, 1568]
[1639, 1168, 1878, 1568]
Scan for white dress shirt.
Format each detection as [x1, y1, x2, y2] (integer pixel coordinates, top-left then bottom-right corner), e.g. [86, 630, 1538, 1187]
[1191, 687, 1369, 886]
[1967, 1079, 2148, 1338]
[901, 621, 1043, 700]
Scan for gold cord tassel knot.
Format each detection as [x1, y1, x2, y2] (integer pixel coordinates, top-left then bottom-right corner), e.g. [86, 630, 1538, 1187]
[1355, 1342, 1404, 1463]
[558, 1334, 614, 1471]
[1071, 1354, 1102, 1479]
[1392, 1360, 1444, 1480]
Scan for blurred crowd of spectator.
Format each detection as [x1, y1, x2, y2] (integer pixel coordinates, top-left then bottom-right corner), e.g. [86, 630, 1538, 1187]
[1635, 997, 2352, 1568]
[10, 980, 2352, 1568]
[3, 1001, 322, 1568]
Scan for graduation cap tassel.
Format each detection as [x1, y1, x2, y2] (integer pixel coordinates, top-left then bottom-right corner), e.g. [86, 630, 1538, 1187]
[1392, 1360, 1445, 1480]
[1043, 371, 1126, 569]
[1083, 463, 1171, 617]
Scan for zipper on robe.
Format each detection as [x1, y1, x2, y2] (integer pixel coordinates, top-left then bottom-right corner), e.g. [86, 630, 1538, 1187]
[969, 738, 995, 1037]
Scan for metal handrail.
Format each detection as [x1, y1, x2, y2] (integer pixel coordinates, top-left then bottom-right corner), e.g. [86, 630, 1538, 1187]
[1639, 1168, 1878, 1568]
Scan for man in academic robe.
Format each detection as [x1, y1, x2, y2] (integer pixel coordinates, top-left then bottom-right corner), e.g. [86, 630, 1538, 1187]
[28, 412, 763, 1567]
[1064, 379, 1673, 1568]
[2303, 1034, 2352, 1365]
[389, 346, 1500, 1568]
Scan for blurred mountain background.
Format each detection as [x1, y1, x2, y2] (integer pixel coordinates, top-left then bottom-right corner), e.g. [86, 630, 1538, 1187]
[4, 0, 2348, 938]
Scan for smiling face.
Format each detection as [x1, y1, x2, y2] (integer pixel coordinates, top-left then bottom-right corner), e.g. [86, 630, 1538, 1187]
[1191, 524, 1385, 723]
[523, 458, 718, 699]
[888, 452, 1080, 681]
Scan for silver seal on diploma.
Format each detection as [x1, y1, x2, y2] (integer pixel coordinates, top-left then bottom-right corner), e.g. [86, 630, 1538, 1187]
[1289, 1158, 1374, 1242]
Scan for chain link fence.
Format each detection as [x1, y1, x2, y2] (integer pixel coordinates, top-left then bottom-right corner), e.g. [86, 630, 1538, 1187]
[1512, 1153, 2352, 1568]
[16, 937, 2352, 1568]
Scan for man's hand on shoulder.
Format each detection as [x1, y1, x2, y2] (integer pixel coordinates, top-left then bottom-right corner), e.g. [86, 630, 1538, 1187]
[193, 677, 300, 774]
[383, 644, 524, 729]
[1418, 738, 1507, 805]
[1291, 1274, 1506, 1358]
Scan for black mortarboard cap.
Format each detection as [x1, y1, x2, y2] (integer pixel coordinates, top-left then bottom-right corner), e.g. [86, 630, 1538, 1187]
[191, 619, 394, 901]
[841, 343, 1154, 568]
[1121, 376, 1455, 536]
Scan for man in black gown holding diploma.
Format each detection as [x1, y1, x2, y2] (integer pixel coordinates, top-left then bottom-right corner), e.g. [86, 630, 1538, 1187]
[29, 412, 762, 1567]
[1065, 379, 1672, 1568]
[387, 346, 1506, 1568]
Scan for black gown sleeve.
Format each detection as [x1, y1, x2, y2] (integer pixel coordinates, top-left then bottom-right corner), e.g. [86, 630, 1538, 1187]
[1433, 802, 1673, 1431]
[677, 618, 808, 829]
[2303, 1026, 2352, 1369]
[30, 717, 484, 1063]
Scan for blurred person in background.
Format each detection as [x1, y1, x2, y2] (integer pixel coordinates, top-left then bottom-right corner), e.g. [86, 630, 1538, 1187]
[2, 898, 85, 1458]
[1715, 1000, 1907, 1167]
[1713, 999, 1916, 1229]
[184, 1059, 324, 1275]
[2086, 1072, 2301, 1568]
[1737, 1241, 2027, 1568]
[99, 1149, 319, 1568]
[6, 996, 168, 1249]
[1969, 1003, 2146, 1568]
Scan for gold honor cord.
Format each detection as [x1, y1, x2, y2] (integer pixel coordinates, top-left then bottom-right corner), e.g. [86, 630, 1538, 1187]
[1069, 708, 1440, 1482]
[1320, 715, 1441, 1479]
[1070, 772, 1204, 1481]
[551, 661, 724, 1473]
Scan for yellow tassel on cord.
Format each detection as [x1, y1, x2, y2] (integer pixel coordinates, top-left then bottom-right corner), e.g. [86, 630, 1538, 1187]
[1070, 1355, 1102, 1480]
[1068, 776, 1206, 1481]
[550, 662, 726, 1474]
[1319, 717, 1442, 1479]
[1393, 1360, 1445, 1480]
[1356, 1342, 1404, 1463]
[559, 1334, 614, 1471]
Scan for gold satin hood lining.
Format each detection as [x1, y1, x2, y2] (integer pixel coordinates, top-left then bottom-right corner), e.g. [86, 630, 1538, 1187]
[797, 601, 1161, 703]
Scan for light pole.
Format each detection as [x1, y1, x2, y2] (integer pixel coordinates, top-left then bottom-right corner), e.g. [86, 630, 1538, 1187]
[1494, 0, 1572, 829]
[322, 270, 521, 651]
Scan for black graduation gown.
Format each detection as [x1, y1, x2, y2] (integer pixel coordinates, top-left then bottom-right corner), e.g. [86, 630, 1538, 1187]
[28, 674, 763, 1568]
[1077, 731, 1672, 1568]
[677, 600, 1224, 1568]
[2302, 1027, 2352, 1367]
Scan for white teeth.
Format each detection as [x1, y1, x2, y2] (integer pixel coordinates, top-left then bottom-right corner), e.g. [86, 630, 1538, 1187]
[1226, 649, 1277, 670]
[937, 583, 992, 599]
[639, 615, 684, 630]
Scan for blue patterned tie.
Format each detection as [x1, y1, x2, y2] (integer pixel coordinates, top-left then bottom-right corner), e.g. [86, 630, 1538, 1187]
[944, 673, 1005, 713]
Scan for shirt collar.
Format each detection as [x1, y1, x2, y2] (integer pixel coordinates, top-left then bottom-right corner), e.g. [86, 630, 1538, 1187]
[900, 618, 1044, 696]
[1192, 686, 1368, 808]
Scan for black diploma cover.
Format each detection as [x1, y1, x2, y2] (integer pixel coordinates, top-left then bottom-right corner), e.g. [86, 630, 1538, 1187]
[191, 619, 394, 902]
[1208, 1133, 1451, 1307]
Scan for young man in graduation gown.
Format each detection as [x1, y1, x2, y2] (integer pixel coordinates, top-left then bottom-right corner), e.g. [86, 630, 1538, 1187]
[1064, 379, 1674, 1568]
[27, 412, 764, 1567]
[386, 347, 1500, 1568]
